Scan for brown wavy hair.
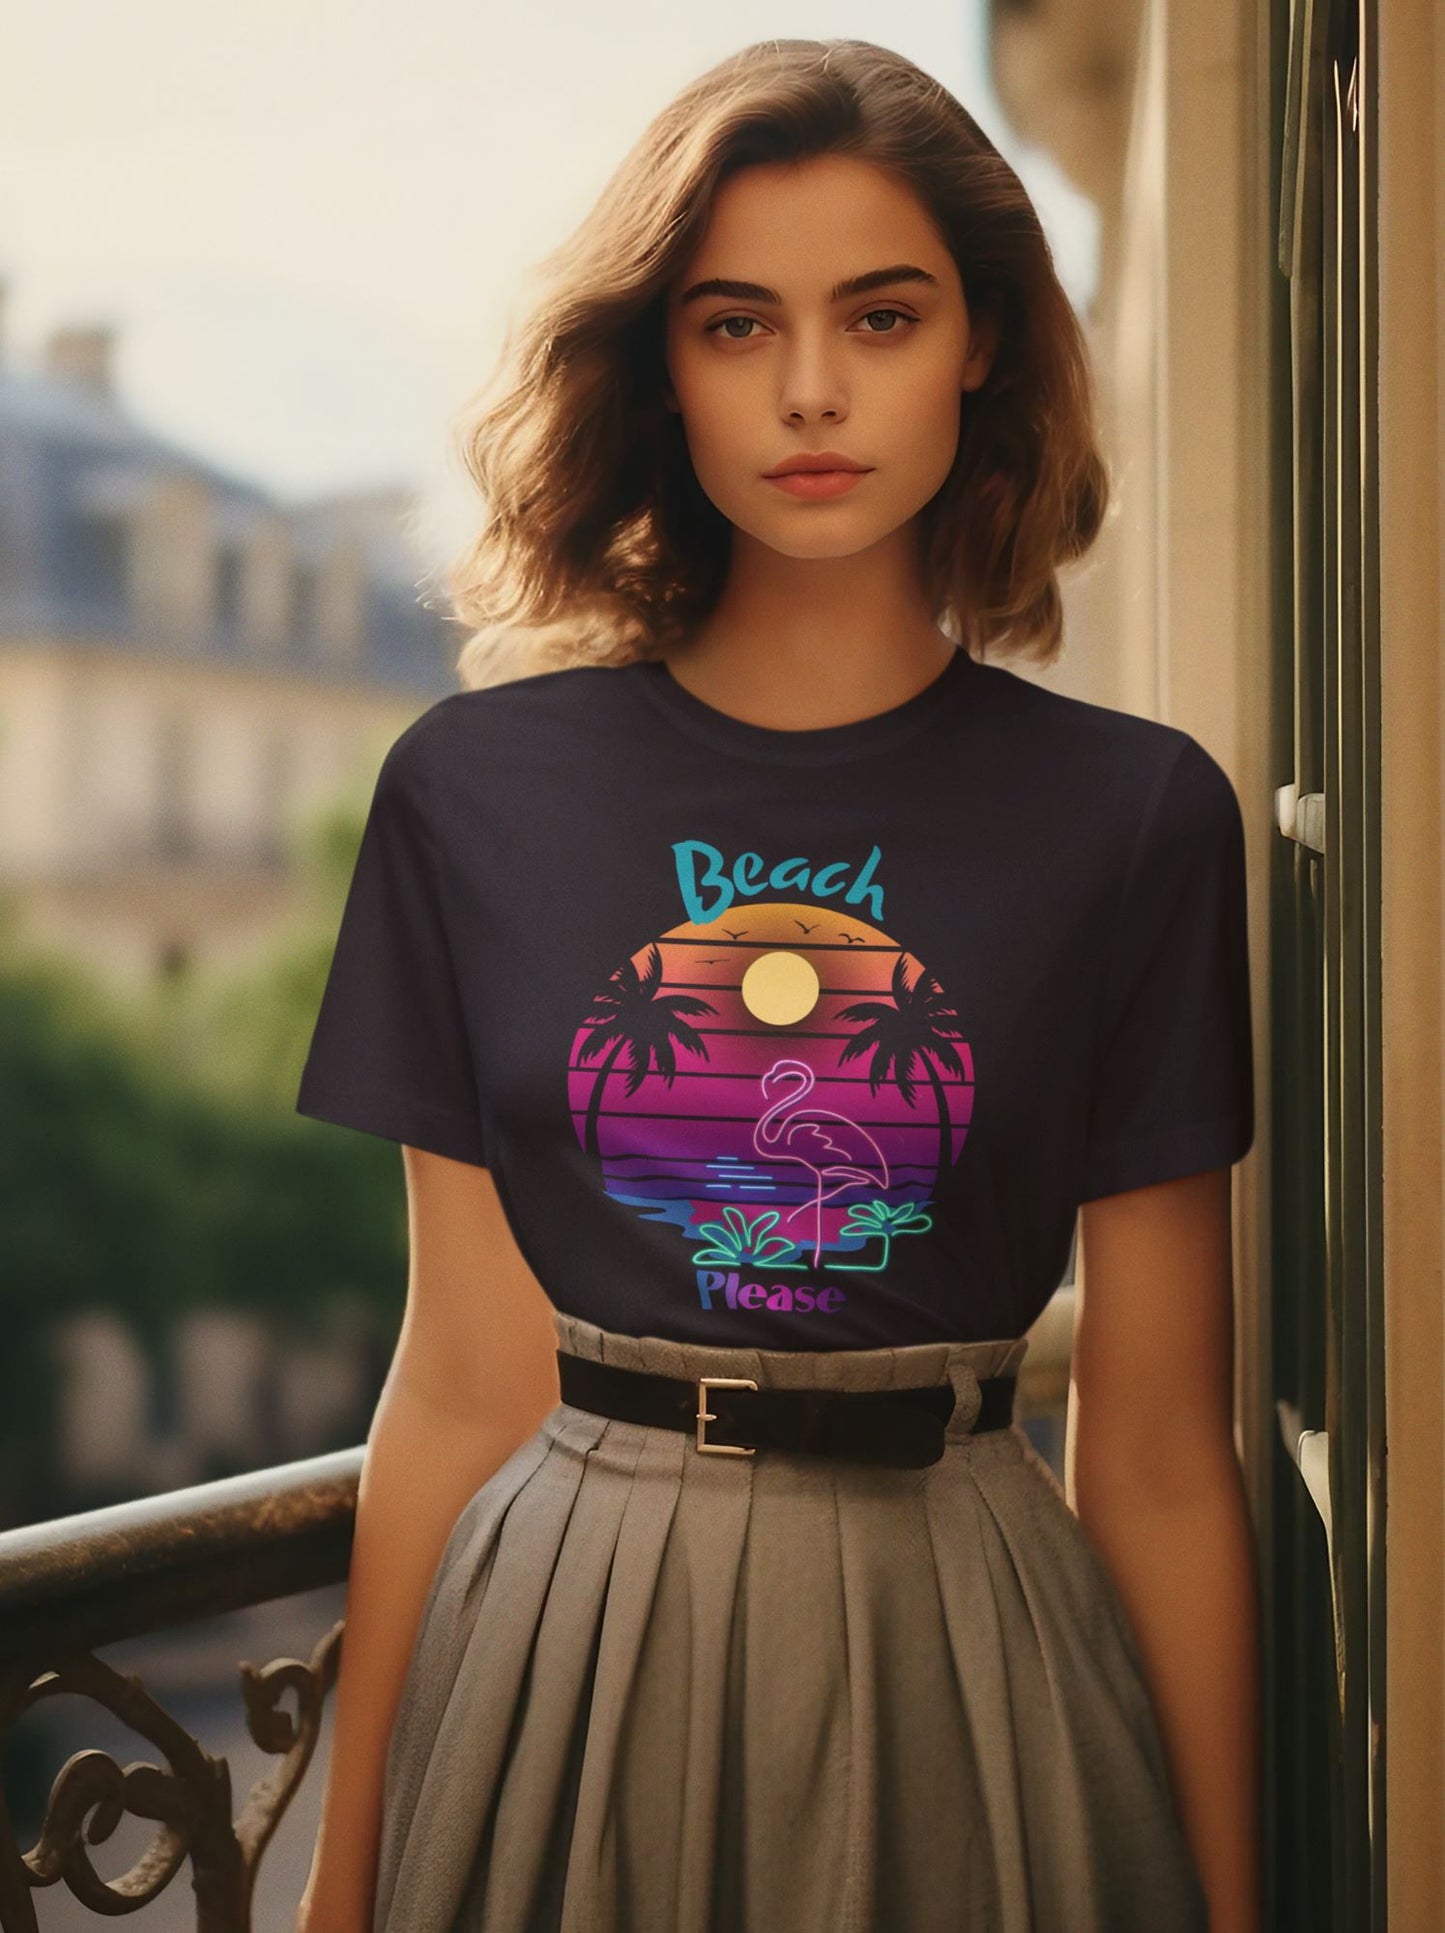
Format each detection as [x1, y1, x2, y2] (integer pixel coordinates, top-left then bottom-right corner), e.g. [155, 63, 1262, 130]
[443, 37, 1109, 691]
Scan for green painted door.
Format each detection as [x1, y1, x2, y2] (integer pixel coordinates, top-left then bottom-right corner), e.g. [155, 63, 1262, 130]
[1267, 0, 1385, 1926]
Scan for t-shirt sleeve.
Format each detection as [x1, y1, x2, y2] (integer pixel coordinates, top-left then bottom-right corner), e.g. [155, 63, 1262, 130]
[295, 719, 489, 1167]
[1079, 733, 1255, 1202]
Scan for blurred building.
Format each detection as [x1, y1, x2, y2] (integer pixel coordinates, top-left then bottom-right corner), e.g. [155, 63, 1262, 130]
[53, 1306, 372, 1502]
[0, 277, 459, 984]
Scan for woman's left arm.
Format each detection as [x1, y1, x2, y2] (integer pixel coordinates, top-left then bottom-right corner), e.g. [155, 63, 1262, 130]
[1074, 1166, 1262, 1933]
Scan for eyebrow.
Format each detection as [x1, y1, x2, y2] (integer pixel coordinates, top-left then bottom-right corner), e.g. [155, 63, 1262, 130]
[677, 263, 941, 308]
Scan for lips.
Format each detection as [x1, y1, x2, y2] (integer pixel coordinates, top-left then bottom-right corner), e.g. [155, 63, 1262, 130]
[765, 452, 870, 477]
[766, 468, 869, 501]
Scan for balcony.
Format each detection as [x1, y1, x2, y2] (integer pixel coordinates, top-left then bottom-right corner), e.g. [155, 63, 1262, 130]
[0, 1453, 359, 1931]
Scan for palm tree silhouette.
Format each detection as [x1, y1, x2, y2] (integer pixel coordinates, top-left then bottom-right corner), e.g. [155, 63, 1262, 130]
[575, 943, 717, 1158]
[834, 953, 970, 1196]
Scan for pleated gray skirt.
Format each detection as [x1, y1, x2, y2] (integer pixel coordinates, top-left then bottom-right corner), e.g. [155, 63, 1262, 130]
[371, 1312, 1209, 1933]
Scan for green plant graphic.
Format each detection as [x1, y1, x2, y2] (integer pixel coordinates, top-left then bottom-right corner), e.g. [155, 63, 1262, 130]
[828, 1197, 936, 1271]
[690, 1205, 802, 1268]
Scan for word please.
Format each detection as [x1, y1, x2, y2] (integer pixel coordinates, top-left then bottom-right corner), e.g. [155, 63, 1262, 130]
[673, 839, 885, 925]
[696, 1269, 847, 1314]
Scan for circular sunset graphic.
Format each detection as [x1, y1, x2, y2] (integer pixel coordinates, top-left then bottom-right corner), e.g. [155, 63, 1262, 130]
[566, 901, 974, 1284]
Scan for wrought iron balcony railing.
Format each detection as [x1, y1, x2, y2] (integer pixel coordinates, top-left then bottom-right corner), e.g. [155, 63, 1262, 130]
[0, 1449, 361, 1932]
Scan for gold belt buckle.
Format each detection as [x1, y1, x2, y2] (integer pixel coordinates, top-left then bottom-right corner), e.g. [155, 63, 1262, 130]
[696, 1375, 759, 1455]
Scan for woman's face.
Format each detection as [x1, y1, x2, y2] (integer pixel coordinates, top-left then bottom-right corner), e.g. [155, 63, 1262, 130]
[662, 152, 997, 563]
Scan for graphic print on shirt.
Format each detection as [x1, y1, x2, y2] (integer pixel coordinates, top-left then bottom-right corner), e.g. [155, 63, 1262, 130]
[566, 839, 974, 1319]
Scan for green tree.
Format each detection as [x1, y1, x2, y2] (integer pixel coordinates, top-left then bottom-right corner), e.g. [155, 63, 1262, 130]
[0, 778, 414, 1524]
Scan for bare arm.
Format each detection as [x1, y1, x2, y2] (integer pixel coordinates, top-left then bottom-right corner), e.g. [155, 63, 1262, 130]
[296, 1145, 561, 1933]
[1072, 1168, 1262, 1933]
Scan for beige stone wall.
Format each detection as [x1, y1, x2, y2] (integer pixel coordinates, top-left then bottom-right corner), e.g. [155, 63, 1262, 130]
[1378, 0, 1445, 1911]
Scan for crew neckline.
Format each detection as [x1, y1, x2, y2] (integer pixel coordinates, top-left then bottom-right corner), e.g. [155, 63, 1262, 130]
[630, 643, 976, 766]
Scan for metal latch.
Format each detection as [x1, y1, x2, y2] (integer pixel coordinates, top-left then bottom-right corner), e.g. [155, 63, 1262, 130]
[1274, 781, 1325, 853]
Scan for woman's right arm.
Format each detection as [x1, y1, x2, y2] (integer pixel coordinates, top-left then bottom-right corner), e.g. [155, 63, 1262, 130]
[295, 1144, 563, 1933]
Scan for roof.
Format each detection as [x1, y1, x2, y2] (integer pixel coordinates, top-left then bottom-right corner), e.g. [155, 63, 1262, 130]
[0, 357, 459, 697]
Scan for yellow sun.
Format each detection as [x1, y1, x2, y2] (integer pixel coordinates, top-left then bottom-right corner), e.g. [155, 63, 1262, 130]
[740, 950, 821, 1026]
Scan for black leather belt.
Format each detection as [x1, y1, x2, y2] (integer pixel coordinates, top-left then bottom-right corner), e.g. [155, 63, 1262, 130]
[556, 1350, 1016, 1469]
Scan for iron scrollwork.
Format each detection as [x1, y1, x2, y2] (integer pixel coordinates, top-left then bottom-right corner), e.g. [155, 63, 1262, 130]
[0, 1618, 343, 1930]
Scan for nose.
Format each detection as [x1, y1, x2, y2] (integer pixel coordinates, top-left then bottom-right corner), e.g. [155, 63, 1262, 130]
[777, 327, 849, 426]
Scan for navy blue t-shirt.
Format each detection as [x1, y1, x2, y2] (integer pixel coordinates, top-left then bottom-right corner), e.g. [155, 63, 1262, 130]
[295, 646, 1254, 1349]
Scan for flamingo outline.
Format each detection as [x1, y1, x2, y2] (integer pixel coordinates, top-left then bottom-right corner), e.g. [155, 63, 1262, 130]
[752, 1057, 891, 1268]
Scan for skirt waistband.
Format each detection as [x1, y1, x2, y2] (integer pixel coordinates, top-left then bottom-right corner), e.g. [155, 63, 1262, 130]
[551, 1310, 1030, 1444]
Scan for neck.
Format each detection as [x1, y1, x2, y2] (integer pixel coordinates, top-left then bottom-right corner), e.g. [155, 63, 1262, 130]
[664, 529, 958, 732]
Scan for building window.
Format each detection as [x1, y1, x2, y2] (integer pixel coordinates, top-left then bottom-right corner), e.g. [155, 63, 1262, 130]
[153, 711, 194, 860]
[215, 543, 244, 639]
[66, 511, 128, 611]
[292, 561, 318, 655]
[256, 731, 293, 866]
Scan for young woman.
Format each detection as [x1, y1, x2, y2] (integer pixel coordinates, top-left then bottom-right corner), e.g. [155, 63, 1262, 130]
[294, 38, 1261, 1933]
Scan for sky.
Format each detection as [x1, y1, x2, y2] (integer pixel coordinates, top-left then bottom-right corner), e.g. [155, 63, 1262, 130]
[0, 0, 1096, 570]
